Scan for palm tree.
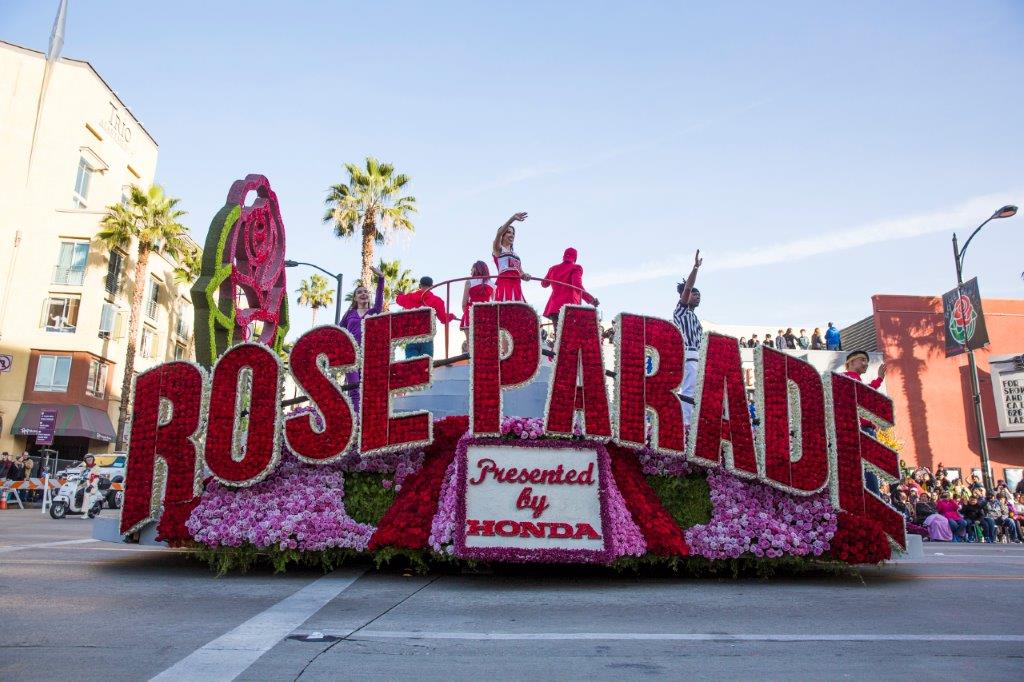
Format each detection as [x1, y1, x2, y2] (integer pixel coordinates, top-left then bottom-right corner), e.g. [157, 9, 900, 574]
[98, 184, 189, 448]
[296, 274, 334, 327]
[172, 243, 203, 286]
[377, 258, 415, 311]
[323, 157, 417, 287]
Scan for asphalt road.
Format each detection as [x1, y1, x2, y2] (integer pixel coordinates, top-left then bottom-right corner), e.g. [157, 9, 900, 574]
[1, 508, 1022, 680]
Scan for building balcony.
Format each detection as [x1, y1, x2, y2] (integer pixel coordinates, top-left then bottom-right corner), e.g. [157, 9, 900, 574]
[52, 266, 86, 286]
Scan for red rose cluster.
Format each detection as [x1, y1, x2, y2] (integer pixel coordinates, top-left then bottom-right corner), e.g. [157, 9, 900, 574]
[368, 415, 469, 550]
[828, 511, 892, 564]
[285, 326, 358, 463]
[361, 310, 434, 454]
[470, 303, 539, 435]
[614, 314, 684, 453]
[120, 362, 204, 536]
[831, 373, 905, 550]
[545, 307, 611, 437]
[607, 442, 689, 556]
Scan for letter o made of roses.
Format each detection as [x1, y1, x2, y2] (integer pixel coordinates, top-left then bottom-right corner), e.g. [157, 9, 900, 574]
[205, 343, 283, 486]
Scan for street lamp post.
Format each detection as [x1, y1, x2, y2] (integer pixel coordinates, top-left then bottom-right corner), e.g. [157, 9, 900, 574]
[952, 204, 1017, 491]
[284, 259, 344, 326]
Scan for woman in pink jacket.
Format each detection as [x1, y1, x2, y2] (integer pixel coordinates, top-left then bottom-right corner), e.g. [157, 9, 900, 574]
[936, 492, 969, 541]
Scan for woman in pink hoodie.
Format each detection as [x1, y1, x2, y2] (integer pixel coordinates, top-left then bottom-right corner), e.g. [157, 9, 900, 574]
[540, 247, 599, 323]
[936, 491, 969, 541]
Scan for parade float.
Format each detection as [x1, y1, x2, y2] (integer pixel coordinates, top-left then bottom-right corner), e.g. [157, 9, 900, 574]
[106, 174, 905, 574]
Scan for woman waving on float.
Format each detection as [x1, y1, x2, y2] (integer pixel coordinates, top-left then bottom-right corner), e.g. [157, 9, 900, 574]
[492, 212, 532, 302]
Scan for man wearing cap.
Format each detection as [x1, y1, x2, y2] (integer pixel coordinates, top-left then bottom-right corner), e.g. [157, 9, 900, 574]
[673, 250, 702, 429]
[396, 276, 458, 360]
[843, 350, 887, 435]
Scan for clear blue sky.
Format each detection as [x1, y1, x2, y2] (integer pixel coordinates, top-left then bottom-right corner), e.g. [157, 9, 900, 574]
[5, 1, 1023, 337]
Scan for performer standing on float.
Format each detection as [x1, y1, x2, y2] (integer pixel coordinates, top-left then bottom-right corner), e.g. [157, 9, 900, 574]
[461, 260, 494, 350]
[492, 212, 532, 301]
[673, 250, 702, 429]
[339, 265, 384, 411]
[540, 246, 599, 322]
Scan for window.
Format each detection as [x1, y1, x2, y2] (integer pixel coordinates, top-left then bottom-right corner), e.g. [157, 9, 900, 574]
[34, 355, 72, 392]
[146, 278, 160, 320]
[73, 157, 93, 208]
[105, 250, 123, 294]
[140, 327, 156, 358]
[176, 300, 192, 339]
[86, 359, 108, 399]
[42, 295, 80, 333]
[174, 343, 187, 360]
[53, 241, 89, 285]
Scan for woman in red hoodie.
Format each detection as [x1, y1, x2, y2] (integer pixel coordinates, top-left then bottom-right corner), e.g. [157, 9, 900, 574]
[541, 247, 599, 323]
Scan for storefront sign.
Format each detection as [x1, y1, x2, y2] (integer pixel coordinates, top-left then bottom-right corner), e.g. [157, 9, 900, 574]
[457, 442, 607, 560]
[989, 354, 1024, 438]
[37, 408, 58, 446]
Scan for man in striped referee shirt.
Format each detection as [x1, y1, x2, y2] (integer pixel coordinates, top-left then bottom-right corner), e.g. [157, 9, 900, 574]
[673, 250, 702, 429]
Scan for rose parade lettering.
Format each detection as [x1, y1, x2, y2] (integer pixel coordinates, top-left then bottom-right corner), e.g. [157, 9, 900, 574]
[121, 302, 905, 551]
[119, 175, 904, 569]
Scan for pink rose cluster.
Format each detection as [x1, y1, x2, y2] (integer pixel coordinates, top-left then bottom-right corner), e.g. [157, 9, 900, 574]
[427, 458, 459, 554]
[186, 457, 374, 552]
[603, 471, 646, 557]
[500, 416, 546, 439]
[187, 445, 425, 552]
[637, 448, 692, 477]
[685, 469, 837, 560]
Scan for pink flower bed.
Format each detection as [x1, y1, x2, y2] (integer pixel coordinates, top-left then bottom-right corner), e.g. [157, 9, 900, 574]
[684, 469, 837, 559]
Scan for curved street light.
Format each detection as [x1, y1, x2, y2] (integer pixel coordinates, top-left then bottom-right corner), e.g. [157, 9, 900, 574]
[951, 204, 1017, 491]
[284, 259, 344, 326]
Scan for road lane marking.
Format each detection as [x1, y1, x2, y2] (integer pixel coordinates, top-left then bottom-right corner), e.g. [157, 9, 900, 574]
[341, 630, 1024, 642]
[149, 568, 364, 682]
[0, 538, 97, 554]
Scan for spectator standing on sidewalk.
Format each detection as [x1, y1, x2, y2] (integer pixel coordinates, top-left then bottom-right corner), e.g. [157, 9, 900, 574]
[0, 452, 11, 480]
[825, 322, 841, 350]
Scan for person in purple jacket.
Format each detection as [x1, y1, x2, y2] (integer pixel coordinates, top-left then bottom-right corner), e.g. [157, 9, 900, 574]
[339, 266, 384, 413]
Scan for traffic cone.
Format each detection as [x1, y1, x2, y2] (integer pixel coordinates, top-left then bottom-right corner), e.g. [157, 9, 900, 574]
[0, 494, 7, 510]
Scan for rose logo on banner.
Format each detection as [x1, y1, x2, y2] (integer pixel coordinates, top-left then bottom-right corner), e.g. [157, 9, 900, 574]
[949, 294, 977, 346]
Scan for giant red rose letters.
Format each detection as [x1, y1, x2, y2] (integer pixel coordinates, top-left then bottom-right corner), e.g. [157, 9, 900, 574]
[122, 303, 905, 554]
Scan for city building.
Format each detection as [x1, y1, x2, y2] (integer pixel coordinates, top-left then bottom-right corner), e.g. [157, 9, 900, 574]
[860, 294, 1024, 489]
[0, 41, 197, 462]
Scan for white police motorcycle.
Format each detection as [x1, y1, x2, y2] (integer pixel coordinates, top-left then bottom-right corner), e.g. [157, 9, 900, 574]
[49, 470, 108, 519]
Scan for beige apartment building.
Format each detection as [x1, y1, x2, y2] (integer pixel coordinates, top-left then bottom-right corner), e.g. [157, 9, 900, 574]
[0, 41, 197, 461]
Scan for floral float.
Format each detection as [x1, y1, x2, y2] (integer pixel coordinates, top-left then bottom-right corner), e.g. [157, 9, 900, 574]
[118, 178, 903, 575]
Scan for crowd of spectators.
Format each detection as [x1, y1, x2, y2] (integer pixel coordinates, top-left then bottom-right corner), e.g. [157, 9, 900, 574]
[0, 451, 43, 503]
[878, 464, 1024, 543]
[738, 322, 842, 352]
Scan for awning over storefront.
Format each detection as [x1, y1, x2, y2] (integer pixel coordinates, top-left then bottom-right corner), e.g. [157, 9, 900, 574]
[9, 403, 115, 443]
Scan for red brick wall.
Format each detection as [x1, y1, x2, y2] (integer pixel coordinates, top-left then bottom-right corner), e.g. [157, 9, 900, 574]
[873, 294, 1024, 480]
